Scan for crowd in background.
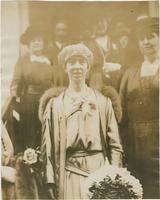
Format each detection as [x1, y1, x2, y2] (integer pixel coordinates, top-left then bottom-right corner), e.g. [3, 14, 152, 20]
[2, 14, 159, 199]
[10, 15, 140, 152]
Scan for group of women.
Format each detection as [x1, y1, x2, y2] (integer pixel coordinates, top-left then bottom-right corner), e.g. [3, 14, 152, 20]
[2, 16, 159, 199]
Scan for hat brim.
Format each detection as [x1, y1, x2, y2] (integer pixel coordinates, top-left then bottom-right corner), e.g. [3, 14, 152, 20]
[135, 17, 159, 36]
[20, 26, 49, 45]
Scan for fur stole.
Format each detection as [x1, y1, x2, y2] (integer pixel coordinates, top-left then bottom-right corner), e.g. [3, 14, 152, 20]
[38, 86, 66, 122]
[101, 86, 122, 123]
[6, 154, 46, 199]
[39, 86, 122, 123]
[2, 155, 42, 199]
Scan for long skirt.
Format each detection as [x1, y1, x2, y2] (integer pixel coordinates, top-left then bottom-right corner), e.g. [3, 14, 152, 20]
[127, 120, 159, 199]
[64, 152, 106, 199]
[19, 94, 42, 151]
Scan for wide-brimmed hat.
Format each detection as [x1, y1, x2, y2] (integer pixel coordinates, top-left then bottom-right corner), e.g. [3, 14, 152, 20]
[58, 43, 94, 68]
[135, 16, 159, 36]
[20, 25, 49, 45]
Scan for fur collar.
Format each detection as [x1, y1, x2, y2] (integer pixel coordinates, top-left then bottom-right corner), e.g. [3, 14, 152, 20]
[39, 86, 122, 123]
[39, 87, 66, 122]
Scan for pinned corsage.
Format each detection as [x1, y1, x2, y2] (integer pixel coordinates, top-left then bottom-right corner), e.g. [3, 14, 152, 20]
[23, 148, 41, 165]
[23, 147, 41, 173]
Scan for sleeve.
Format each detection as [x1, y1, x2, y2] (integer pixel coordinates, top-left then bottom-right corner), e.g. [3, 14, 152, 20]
[102, 86, 122, 123]
[119, 69, 130, 164]
[103, 69, 123, 92]
[10, 58, 24, 97]
[41, 99, 55, 184]
[49, 66, 55, 87]
[119, 69, 129, 124]
[105, 98, 123, 167]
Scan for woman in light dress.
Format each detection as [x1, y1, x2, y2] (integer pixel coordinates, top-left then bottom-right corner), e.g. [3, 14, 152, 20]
[40, 43, 123, 199]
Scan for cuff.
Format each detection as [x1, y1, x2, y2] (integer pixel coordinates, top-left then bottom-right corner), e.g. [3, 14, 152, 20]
[110, 150, 123, 167]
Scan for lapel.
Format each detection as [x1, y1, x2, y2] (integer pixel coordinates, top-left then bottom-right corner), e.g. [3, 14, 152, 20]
[53, 92, 67, 199]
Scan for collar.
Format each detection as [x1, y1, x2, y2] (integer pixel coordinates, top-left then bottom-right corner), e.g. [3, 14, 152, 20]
[30, 54, 51, 65]
[55, 41, 66, 49]
[141, 58, 159, 77]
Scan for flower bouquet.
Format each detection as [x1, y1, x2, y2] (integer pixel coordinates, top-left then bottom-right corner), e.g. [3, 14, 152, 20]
[83, 165, 143, 199]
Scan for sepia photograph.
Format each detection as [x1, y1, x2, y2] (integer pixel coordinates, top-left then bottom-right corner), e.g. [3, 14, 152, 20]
[1, 1, 159, 199]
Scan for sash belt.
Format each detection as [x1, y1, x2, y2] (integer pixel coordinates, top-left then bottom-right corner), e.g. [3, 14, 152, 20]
[66, 150, 102, 177]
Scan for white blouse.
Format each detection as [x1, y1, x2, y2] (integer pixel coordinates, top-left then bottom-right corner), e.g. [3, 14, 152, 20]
[63, 86, 102, 150]
[140, 59, 159, 77]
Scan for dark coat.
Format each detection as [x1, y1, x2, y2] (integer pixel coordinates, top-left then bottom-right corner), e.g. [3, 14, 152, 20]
[119, 65, 159, 198]
[10, 54, 54, 97]
[10, 54, 54, 151]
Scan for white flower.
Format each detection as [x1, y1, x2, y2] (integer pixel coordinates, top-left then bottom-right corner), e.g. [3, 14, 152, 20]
[23, 148, 38, 165]
[83, 165, 143, 199]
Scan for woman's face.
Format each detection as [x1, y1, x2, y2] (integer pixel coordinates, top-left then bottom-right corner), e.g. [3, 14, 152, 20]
[94, 18, 108, 36]
[65, 55, 88, 83]
[29, 36, 44, 54]
[55, 22, 68, 42]
[138, 31, 159, 57]
[118, 35, 129, 49]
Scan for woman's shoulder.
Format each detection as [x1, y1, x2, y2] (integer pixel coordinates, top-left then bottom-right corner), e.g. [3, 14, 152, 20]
[93, 87, 122, 122]
[92, 87, 117, 101]
[15, 54, 30, 66]
[92, 87, 116, 108]
[125, 65, 140, 74]
[121, 64, 140, 83]
[38, 87, 66, 122]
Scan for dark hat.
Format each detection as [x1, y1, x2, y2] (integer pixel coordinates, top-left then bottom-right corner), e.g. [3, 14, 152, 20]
[109, 22, 130, 41]
[20, 25, 48, 45]
[135, 16, 159, 35]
